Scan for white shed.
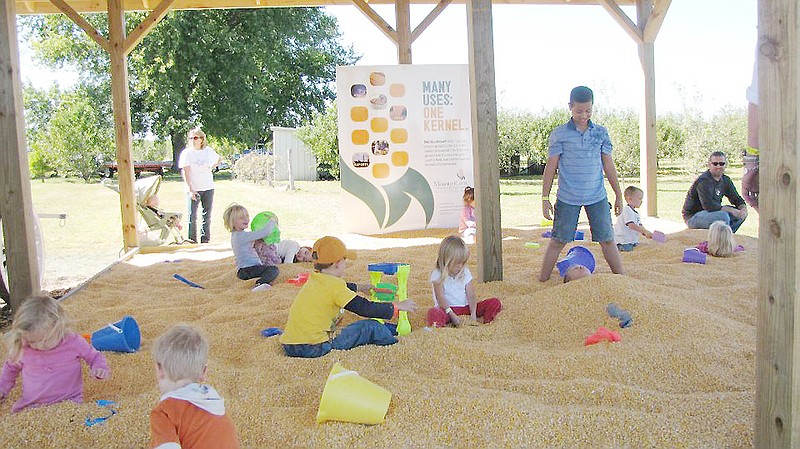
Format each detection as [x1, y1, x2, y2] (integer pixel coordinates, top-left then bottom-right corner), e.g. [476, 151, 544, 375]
[271, 126, 317, 182]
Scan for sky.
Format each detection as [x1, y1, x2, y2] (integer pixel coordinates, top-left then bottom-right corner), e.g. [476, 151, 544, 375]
[19, 0, 756, 116]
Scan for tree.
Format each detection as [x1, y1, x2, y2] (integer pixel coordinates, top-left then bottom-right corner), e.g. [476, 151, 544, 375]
[296, 101, 339, 179]
[597, 108, 639, 177]
[21, 8, 357, 167]
[47, 90, 115, 180]
[23, 83, 58, 179]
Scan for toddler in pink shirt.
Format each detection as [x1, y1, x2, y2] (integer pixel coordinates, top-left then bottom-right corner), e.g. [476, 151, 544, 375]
[0, 295, 110, 413]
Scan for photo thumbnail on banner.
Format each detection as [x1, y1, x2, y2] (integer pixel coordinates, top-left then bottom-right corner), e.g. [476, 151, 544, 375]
[337, 64, 474, 234]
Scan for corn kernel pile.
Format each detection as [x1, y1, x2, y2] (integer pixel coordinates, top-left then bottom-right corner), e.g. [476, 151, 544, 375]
[0, 227, 756, 448]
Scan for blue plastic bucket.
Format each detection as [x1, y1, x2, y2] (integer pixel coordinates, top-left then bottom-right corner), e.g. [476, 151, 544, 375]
[91, 316, 141, 353]
[556, 246, 596, 277]
[368, 263, 408, 275]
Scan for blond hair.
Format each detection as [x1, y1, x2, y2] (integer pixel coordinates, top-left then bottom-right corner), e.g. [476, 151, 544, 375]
[433, 235, 470, 284]
[153, 324, 208, 382]
[222, 203, 248, 232]
[623, 185, 643, 200]
[187, 127, 206, 146]
[707, 221, 736, 257]
[3, 295, 71, 363]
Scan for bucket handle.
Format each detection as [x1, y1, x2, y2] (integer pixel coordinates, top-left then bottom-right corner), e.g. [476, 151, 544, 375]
[107, 323, 123, 334]
[329, 370, 358, 381]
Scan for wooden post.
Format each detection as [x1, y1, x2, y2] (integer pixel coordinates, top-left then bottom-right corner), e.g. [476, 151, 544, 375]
[0, 0, 39, 310]
[466, 0, 502, 282]
[395, 0, 411, 64]
[108, 0, 139, 250]
[287, 144, 295, 191]
[637, 0, 658, 217]
[755, 0, 799, 446]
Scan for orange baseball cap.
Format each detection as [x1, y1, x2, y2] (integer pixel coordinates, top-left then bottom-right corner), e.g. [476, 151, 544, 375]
[311, 236, 357, 264]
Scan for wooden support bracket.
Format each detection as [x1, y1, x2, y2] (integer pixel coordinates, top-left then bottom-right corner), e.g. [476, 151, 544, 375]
[48, 0, 109, 52]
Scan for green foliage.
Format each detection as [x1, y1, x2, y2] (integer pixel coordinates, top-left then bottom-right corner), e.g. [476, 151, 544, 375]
[495, 105, 746, 178]
[655, 113, 685, 160]
[296, 102, 339, 179]
[596, 108, 639, 177]
[23, 11, 356, 141]
[496, 109, 532, 174]
[233, 151, 276, 184]
[705, 107, 747, 163]
[28, 148, 55, 181]
[132, 138, 171, 162]
[23, 83, 58, 140]
[495, 107, 568, 173]
[21, 9, 357, 163]
[205, 136, 239, 164]
[529, 108, 570, 167]
[47, 90, 115, 181]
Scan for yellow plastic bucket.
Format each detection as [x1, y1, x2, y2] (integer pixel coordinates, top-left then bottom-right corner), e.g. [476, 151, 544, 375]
[316, 362, 392, 425]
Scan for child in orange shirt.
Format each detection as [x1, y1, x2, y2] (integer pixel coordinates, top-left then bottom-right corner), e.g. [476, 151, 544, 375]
[150, 324, 240, 449]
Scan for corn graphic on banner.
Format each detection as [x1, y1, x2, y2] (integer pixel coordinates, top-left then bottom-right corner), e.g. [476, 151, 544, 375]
[337, 65, 474, 234]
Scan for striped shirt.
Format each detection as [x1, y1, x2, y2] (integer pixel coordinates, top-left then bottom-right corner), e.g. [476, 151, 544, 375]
[548, 118, 613, 206]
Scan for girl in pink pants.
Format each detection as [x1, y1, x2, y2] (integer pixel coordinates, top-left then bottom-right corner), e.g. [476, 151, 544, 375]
[427, 235, 502, 327]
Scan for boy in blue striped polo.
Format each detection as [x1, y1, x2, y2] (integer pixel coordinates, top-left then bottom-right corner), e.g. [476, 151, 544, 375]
[539, 86, 624, 281]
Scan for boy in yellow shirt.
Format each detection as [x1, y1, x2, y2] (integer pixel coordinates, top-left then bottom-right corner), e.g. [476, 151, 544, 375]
[280, 236, 417, 358]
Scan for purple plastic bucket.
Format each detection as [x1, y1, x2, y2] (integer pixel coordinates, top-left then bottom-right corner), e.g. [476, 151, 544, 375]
[556, 246, 596, 277]
[682, 248, 707, 264]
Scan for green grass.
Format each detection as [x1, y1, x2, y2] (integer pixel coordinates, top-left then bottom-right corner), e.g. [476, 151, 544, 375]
[26, 170, 758, 290]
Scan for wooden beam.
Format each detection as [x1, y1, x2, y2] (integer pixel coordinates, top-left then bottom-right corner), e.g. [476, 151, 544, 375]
[636, 0, 657, 216]
[755, 0, 799, 446]
[396, 0, 411, 63]
[637, 39, 657, 216]
[108, 0, 140, 250]
[351, 0, 398, 44]
[412, 0, 452, 43]
[599, 0, 642, 45]
[466, 0, 502, 282]
[0, 0, 40, 311]
[18, 0, 640, 15]
[48, 0, 109, 52]
[642, 0, 670, 43]
[123, 0, 177, 56]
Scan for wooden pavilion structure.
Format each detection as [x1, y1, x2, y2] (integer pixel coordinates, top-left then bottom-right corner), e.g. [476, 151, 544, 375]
[0, 0, 796, 445]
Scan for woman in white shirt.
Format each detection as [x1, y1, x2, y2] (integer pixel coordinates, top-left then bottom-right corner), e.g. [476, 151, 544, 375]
[179, 127, 219, 243]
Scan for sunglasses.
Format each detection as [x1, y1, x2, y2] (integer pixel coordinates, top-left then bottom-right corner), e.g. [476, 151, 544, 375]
[190, 136, 202, 140]
[710, 161, 726, 166]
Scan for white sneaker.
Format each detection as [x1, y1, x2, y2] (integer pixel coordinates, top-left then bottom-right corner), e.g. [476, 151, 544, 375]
[252, 283, 272, 292]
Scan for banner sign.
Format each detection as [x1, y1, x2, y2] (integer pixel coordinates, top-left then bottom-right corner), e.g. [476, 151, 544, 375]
[337, 64, 474, 234]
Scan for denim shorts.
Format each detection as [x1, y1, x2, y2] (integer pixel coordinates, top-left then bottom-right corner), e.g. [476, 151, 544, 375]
[552, 199, 614, 243]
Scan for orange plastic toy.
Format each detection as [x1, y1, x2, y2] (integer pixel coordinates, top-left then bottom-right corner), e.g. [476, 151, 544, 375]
[584, 326, 622, 346]
[286, 272, 311, 286]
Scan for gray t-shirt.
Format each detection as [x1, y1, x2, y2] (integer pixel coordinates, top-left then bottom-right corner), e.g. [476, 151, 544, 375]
[231, 222, 275, 269]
